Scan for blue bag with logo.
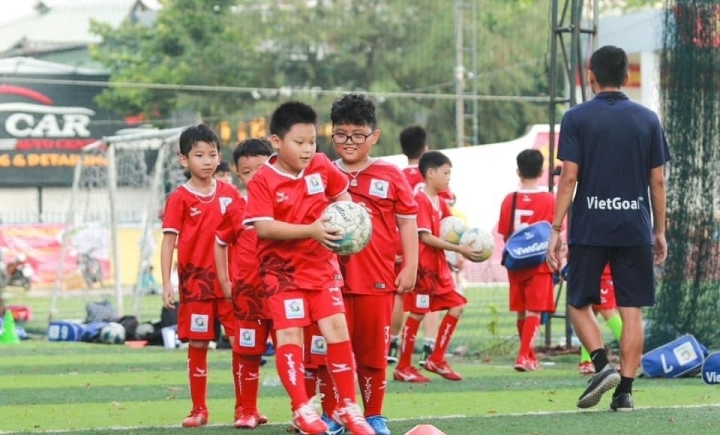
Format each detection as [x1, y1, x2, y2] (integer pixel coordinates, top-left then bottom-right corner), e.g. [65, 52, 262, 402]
[701, 352, 720, 385]
[641, 334, 709, 378]
[502, 221, 552, 271]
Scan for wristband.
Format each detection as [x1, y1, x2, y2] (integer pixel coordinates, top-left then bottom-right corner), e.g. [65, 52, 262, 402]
[551, 224, 562, 232]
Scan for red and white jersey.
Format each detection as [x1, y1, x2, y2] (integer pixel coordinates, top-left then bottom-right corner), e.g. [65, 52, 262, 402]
[601, 265, 612, 282]
[497, 188, 556, 239]
[243, 153, 348, 295]
[334, 159, 417, 295]
[415, 189, 454, 295]
[498, 188, 556, 275]
[216, 196, 268, 320]
[162, 180, 240, 302]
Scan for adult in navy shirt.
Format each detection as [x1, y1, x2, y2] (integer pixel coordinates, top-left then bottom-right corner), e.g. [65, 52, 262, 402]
[546, 46, 670, 412]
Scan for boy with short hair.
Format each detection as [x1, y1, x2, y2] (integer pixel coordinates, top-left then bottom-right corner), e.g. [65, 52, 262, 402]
[325, 93, 418, 434]
[497, 149, 557, 372]
[160, 124, 241, 427]
[242, 101, 373, 435]
[394, 151, 482, 383]
[214, 160, 234, 184]
[214, 138, 274, 429]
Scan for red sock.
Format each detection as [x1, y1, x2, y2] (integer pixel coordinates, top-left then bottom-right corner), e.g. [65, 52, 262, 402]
[275, 344, 307, 409]
[232, 352, 242, 410]
[325, 341, 357, 404]
[238, 354, 262, 413]
[188, 345, 208, 411]
[516, 319, 525, 338]
[430, 314, 459, 362]
[317, 366, 337, 416]
[357, 366, 386, 417]
[520, 316, 541, 359]
[398, 316, 421, 369]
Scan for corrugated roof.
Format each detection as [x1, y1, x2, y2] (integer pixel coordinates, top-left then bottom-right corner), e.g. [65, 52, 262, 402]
[0, 0, 144, 54]
[0, 56, 103, 75]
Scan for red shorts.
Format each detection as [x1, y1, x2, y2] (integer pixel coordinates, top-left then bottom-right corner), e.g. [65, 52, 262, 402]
[233, 319, 273, 355]
[402, 291, 467, 315]
[268, 288, 345, 330]
[508, 270, 556, 313]
[178, 298, 236, 341]
[593, 277, 617, 311]
[345, 293, 395, 369]
[303, 323, 327, 369]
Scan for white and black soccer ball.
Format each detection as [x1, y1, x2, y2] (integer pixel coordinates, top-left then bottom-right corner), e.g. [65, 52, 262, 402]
[459, 227, 495, 263]
[100, 322, 126, 344]
[323, 201, 373, 255]
[439, 216, 469, 244]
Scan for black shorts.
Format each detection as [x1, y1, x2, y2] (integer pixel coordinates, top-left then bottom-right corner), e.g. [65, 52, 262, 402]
[567, 244, 655, 308]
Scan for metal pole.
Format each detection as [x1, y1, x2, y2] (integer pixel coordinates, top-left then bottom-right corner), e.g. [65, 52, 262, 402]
[454, 0, 465, 148]
[107, 143, 124, 316]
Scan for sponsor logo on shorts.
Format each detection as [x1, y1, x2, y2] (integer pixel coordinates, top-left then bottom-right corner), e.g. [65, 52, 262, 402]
[310, 335, 327, 355]
[190, 314, 209, 333]
[374, 282, 386, 289]
[239, 328, 256, 347]
[284, 298, 305, 320]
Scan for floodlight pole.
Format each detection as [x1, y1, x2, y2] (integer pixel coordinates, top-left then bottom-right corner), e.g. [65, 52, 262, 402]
[546, 0, 598, 348]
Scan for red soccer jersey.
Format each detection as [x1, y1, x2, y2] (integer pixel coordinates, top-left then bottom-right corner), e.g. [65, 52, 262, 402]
[216, 196, 268, 320]
[415, 189, 455, 295]
[497, 187, 556, 274]
[334, 159, 418, 295]
[162, 180, 240, 302]
[243, 153, 348, 295]
[601, 265, 612, 281]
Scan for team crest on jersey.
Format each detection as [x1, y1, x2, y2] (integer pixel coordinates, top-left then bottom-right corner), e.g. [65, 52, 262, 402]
[219, 196, 233, 214]
[416, 294, 430, 309]
[310, 335, 327, 355]
[190, 314, 209, 332]
[238, 328, 256, 347]
[369, 179, 389, 199]
[284, 298, 305, 319]
[304, 173, 324, 195]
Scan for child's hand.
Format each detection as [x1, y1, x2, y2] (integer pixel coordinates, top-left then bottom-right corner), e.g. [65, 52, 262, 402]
[162, 285, 176, 309]
[394, 266, 416, 294]
[458, 244, 483, 262]
[355, 201, 373, 217]
[311, 217, 344, 250]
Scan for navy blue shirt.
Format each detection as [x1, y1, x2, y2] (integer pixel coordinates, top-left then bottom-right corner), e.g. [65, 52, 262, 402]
[558, 91, 671, 246]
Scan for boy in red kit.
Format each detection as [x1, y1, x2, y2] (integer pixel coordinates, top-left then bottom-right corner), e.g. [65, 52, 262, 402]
[394, 151, 482, 383]
[214, 138, 274, 429]
[160, 124, 241, 427]
[497, 149, 557, 372]
[326, 93, 418, 435]
[242, 101, 374, 435]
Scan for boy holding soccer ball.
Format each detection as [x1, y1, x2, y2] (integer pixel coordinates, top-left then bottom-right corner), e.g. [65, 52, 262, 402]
[242, 101, 373, 435]
[320, 93, 418, 434]
[395, 151, 483, 383]
[160, 124, 242, 427]
[214, 138, 274, 429]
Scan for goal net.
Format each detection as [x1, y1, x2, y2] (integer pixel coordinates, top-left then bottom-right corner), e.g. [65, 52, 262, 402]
[49, 127, 188, 322]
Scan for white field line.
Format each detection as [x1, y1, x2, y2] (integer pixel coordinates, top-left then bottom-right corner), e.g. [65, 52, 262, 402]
[2, 403, 720, 434]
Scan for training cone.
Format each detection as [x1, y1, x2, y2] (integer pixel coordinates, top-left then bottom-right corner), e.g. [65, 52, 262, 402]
[0, 310, 21, 345]
[404, 424, 447, 435]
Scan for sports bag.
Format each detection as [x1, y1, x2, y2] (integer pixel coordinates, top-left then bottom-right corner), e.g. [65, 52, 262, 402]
[502, 221, 552, 270]
[701, 352, 720, 385]
[641, 334, 708, 378]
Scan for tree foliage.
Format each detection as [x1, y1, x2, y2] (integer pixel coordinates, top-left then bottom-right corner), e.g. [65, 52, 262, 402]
[91, 0, 554, 153]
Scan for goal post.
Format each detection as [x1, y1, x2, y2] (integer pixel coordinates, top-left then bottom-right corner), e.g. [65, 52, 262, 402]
[50, 126, 188, 323]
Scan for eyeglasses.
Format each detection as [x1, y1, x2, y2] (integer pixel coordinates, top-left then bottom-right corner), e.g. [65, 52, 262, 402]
[331, 131, 375, 144]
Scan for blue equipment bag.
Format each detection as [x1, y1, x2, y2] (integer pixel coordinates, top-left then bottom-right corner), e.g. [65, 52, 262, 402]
[641, 334, 708, 378]
[47, 321, 85, 342]
[502, 221, 552, 271]
[701, 352, 720, 385]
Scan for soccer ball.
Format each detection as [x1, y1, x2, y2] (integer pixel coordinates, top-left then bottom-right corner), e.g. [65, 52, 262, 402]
[458, 227, 495, 263]
[322, 201, 373, 255]
[100, 322, 126, 344]
[439, 216, 469, 244]
[445, 250, 461, 270]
